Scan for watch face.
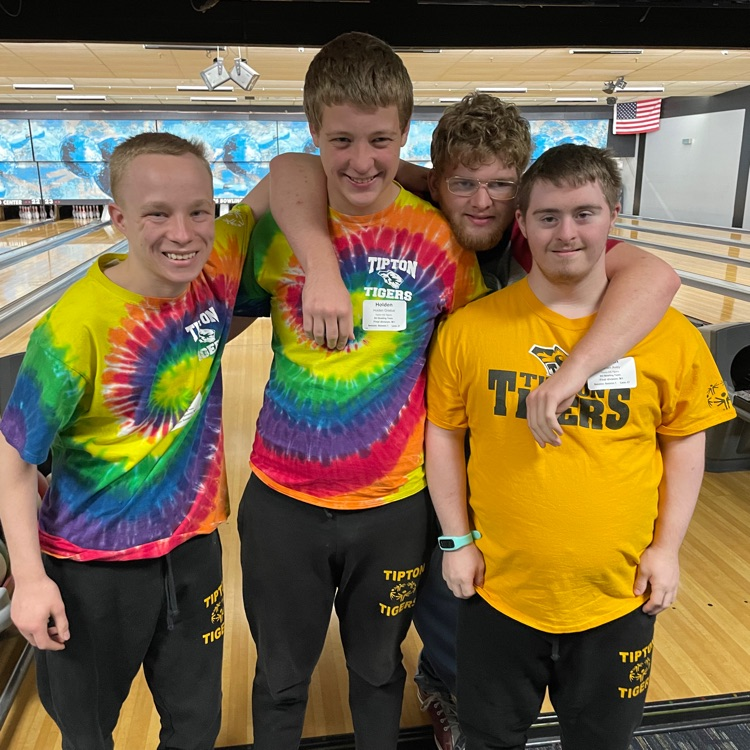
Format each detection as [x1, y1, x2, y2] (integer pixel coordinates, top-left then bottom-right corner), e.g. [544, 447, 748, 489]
[439, 539, 456, 550]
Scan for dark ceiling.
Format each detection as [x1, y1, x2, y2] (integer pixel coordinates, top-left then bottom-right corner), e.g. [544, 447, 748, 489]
[1, 0, 749, 50]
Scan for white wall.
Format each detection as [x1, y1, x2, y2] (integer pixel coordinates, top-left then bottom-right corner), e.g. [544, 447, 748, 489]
[639, 109, 745, 226]
[617, 156, 638, 215]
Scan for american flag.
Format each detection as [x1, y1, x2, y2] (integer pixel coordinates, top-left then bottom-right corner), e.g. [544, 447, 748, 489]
[612, 98, 662, 135]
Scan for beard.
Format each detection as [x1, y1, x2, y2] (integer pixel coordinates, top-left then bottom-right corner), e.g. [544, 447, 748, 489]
[450, 217, 508, 253]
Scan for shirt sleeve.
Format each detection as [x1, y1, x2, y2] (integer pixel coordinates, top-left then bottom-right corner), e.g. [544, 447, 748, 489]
[234, 211, 273, 318]
[426, 314, 470, 430]
[658, 321, 737, 436]
[0, 330, 87, 466]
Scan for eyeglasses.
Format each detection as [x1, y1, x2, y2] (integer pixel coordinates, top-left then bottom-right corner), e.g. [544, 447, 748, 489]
[445, 176, 518, 201]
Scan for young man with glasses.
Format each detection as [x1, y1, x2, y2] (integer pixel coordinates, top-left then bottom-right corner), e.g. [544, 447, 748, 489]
[266, 93, 680, 750]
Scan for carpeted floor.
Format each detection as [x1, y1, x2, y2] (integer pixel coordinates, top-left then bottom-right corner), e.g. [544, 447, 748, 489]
[530, 721, 750, 749]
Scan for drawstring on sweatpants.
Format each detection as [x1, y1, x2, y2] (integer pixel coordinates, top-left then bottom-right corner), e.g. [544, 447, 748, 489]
[551, 635, 560, 662]
[163, 553, 180, 631]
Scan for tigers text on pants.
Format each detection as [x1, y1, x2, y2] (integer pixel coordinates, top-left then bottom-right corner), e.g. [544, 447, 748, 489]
[36, 531, 224, 750]
[458, 596, 656, 750]
[238, 473, 433, 750]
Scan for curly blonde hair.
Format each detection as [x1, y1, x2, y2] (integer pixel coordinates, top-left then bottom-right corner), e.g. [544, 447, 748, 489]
[430, 93, 532, 179]
[303, 32, 413, 133]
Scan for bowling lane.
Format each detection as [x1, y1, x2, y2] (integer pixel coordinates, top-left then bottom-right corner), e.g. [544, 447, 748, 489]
[0, 218, 91, 252]
[0, 223, 125, 307]
[672, 284, 750, 325]
[641, 246, 750, 286]
[614, 219, 750, 261]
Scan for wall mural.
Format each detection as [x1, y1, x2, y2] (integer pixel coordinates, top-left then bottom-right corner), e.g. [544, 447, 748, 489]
[0, 162, 42, 202]
[0, 116, 609, 204]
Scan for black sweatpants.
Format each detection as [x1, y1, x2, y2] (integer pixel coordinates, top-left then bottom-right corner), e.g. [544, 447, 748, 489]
[458, 595, 656, 750]
[36, 531, 224, 750]
[238, 473, 433, 750]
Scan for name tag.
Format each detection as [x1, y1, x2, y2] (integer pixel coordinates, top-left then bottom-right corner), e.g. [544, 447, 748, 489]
[587, 357, 637, 390]
[363, 299, 407, 331]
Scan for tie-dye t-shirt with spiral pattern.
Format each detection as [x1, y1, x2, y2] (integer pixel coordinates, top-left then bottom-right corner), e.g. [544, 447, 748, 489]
[235, 187, 487, 510]
[0, 204, 255, 561]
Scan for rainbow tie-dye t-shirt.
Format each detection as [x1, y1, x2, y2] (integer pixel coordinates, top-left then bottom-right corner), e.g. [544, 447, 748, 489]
[235, 187, 487, 510]
[0, 204, 255, 561]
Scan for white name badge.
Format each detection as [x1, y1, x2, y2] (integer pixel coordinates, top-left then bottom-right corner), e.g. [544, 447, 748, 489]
[587, 357, 637, 390]
[363, 299, 407, 331]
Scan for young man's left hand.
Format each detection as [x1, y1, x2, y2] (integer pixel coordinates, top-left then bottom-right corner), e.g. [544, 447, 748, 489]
[634, 544, 681, 615]
[525, 372, 577, 448]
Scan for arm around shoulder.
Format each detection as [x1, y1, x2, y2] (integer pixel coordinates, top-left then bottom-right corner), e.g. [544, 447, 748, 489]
[268, 152, 353, 350]
[525, 241, 681, 449]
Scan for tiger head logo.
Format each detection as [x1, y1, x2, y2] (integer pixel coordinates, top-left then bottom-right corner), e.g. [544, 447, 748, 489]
[378, 269, 404, 289]
[529, 344, 570, 376]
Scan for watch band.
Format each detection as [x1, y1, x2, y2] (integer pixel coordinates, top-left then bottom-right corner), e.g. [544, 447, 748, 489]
[438, 530, 481, 551]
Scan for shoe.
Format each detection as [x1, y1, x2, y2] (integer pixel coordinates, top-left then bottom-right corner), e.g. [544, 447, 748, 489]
[417, 685, 465, 750]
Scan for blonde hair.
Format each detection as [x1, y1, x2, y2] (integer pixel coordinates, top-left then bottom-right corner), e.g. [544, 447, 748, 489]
[108, 132, 211, 203]
[431, 93, 532, 178]
[517, 143, 622, 215]
[303, 32, 413, 133]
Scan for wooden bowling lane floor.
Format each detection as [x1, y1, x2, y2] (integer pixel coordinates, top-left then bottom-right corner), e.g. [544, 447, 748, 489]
[617, 216, 750, 246]
[0, 219, 81, 251]
[1, 318, 749, 749]
[0, 222, 124, 307]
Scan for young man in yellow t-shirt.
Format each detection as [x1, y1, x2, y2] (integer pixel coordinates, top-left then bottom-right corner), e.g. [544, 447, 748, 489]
[425, 143, 736, 749]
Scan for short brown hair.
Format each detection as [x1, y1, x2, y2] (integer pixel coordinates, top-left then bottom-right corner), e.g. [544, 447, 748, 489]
[430, 93, 532, 178]
[108, 132, 211, 203]
[517, 143, 622, 215]
[303, 32, 413, 133]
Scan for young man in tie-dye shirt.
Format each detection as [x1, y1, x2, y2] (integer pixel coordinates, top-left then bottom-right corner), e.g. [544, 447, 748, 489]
[0, 132, 263, 750]
[233, 32, 486, 750]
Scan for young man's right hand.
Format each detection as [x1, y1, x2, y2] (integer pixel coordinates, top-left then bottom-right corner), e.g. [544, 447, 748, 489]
[12, 575, 69, 650]
[302, 271, 353, 350]
[441, 545, 485, 599]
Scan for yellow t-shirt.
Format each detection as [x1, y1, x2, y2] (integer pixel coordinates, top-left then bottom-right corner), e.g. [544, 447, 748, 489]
[426, 278, 736, 633]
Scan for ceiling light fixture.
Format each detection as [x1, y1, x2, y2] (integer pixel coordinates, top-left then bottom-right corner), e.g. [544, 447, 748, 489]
[625, 86, 665, 93]
[569, 49, 643, 55]
[556, 97, 598, 103]
[439, 97, 463, 103]
[392, 47, 442, 54]
[14, 83, 74, 90]
[228, 57, 260, 91]
[602, 76, 628, 94]
[144, 44, 226, 51]
[200, 55, 231, 90]
[476, 87, 528, 94]
[190, 96, 238, 102]
[176, 85, 233, 91]
[56, 95, 106, 101]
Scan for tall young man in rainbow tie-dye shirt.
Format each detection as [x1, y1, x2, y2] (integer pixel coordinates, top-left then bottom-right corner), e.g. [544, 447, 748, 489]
[232, 31, 487, 750]
[0, 132, 266, 750]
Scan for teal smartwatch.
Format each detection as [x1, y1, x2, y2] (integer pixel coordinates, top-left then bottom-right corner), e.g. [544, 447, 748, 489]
[437, 530, 481, 551]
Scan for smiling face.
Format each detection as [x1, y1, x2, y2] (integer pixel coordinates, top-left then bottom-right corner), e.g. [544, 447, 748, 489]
[107, 152, 215, 298]
[311, 103, 408, 216]
[517, 178, 619, 287]
[429, 156, 519, 253]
